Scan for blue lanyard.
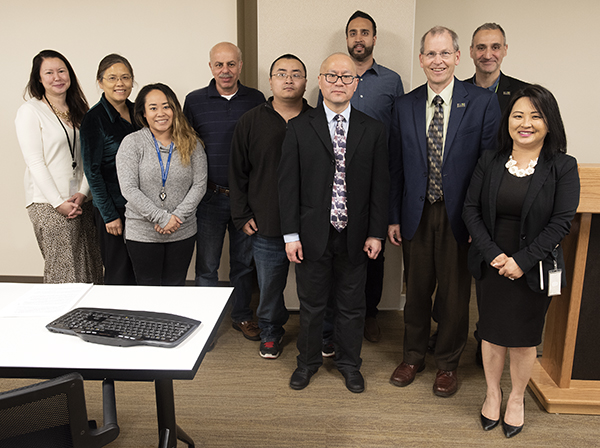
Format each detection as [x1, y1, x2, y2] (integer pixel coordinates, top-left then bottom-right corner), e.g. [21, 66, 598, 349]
[152, 134, 173, 201]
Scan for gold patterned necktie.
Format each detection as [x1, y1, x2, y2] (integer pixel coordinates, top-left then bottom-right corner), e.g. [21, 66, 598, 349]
[427, 95, 444, 203]
[331, 114, 347, 231]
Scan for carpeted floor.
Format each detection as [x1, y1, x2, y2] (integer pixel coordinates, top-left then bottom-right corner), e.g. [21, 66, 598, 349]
[1, 291, 599, 447]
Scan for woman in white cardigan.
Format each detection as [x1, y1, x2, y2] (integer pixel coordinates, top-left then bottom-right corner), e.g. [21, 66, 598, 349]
[15, 49, 103, 283]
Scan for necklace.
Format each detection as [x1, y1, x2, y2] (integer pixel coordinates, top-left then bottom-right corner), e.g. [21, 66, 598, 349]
[47, 99, 71, 122]
[505, 155, 537, 177]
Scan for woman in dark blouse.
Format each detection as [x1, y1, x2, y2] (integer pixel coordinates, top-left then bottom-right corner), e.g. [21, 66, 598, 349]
[81, 54, 138, 284]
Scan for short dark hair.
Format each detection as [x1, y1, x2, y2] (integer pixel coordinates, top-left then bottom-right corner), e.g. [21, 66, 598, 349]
[346, 10, 377, 36]
[269, 54, 307, 77]
[471, 23, 506, 46]
[498, 84, 567, 158]
[96, 53, 134, 83]
[25, 49, 89, 128]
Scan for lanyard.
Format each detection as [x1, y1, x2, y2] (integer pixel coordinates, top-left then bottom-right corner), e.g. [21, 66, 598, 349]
[152, 134, 174, 201]
[44, 94, 76, 169]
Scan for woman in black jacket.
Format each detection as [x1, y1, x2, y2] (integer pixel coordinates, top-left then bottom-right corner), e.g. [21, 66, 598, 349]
[463, 85, 580, 438]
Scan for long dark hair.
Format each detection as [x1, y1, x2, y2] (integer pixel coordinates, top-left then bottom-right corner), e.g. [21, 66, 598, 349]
[25, 49, 89, 128]
[498, 84, 567, 158]
[134, 83, 200, 165]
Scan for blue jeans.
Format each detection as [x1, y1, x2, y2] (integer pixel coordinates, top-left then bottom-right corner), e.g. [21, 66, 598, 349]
[195, 189, 254, 323]
[253, 234, 290, 341]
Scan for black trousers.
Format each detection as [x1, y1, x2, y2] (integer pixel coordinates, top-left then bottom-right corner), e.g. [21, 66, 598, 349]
[126, 235, 196, 286]
[94, 207, 136, 285]
[295, 226, 367, 373]
[402, 201, 471, 371]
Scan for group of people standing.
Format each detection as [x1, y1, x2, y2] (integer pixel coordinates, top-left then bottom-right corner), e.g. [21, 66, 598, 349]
[16, 10, 580, 439]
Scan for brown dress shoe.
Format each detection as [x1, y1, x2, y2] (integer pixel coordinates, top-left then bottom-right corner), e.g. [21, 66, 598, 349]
[364, 316, 381, 342]
[390, 362, 425, 387]
[232, 321, 261, 341]
[433, 369, 458, 397]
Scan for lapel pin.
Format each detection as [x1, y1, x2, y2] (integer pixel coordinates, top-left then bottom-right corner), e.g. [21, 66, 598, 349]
[456, 103, 466, 108]
[503, 90, 511, 96]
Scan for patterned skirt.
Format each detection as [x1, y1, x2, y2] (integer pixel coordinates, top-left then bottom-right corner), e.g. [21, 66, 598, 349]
[27, 201, 104, 284]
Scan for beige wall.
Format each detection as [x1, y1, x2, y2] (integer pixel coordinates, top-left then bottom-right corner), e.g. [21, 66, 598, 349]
[2, 0, 238, 277]
[413, 0, 599, 164]
[3, 0, 598, 287]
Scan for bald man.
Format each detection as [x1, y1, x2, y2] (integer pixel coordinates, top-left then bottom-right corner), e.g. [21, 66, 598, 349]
[279, 53, 389, 393]
[184, 42, 265, 342]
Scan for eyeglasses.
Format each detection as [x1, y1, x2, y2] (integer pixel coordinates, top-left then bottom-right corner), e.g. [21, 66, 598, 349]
[422, 51, 455, 61]
[271, 73, 305, 80]
[102, 75, 133, 84]
[320, 73, 357, 85]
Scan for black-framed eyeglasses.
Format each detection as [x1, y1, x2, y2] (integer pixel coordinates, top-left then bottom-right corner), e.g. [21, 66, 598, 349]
[271, 73, 305, 80]
[320, 73, 356, 85]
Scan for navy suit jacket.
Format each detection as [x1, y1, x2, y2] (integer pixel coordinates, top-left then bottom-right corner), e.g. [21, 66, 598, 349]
[279, 104, 389, 263]
[462, 149, 580, 293]
[389, 78, 501, 243]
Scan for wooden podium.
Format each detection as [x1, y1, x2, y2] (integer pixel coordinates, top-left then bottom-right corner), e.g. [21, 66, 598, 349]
[529, 164, 600, 414]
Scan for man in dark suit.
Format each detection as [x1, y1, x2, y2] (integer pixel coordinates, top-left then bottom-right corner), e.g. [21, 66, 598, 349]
[279, 53, 389, 393]
[388, 26, 501, 397]
[464, 23, 529, 114]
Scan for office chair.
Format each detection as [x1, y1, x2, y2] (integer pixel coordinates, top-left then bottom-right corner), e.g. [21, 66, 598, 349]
[0, 372, 119, 448]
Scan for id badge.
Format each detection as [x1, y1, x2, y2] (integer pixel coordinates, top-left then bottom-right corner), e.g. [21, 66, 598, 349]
[548, 269, 562, 296]
[69, 177, 79, 197]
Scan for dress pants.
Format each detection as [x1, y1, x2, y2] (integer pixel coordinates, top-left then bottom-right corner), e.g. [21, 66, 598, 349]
[322, 238, 385, 341]
[126, 235, 196, 286]
[94, 206, 136, 285]
[295, 226, 367, 373]
[402, 200, 471, 371]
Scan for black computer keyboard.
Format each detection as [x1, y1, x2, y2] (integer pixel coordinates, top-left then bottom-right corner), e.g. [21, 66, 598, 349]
[46, 308, 201, 348]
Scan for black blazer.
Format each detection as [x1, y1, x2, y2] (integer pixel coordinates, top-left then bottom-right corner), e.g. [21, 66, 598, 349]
[278, 105, 389, 263]
[463, 149, 580, 293]
[464, 71, 530, 115]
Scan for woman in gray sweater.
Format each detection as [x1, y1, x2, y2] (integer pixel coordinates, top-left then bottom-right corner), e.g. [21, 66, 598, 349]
[116, 83, 207, 285]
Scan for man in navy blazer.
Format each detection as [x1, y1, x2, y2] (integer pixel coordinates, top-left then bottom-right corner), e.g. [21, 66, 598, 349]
[388, 26, 501, 397]
[279, 53, 389, 393]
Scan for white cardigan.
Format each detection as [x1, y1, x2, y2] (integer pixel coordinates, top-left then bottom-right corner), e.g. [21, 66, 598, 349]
[15, 98, 90, 208]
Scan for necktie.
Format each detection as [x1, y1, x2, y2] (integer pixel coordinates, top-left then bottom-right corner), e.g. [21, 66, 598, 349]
[331, 114, 347, 231]
[427, 95, 444, 204]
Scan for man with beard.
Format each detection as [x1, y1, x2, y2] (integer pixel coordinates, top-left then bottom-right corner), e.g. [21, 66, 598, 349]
[184, 42, 265, 342]
[320, 11, 404, 349]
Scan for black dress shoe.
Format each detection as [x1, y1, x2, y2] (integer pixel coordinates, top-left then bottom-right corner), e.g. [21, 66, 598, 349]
[480, 389, 502, 431]
[480, 413, 499, 431]
[341, 370, 364, 393]
[290, 368, 314, 390]
[502, 420, 523, 438]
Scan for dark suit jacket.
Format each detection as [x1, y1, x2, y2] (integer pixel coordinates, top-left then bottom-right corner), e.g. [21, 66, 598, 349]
[279, 104, 389, 264]
[463, 149, 580, 293]
[389, 78, 501, 243]
[464, 71, 530, 115]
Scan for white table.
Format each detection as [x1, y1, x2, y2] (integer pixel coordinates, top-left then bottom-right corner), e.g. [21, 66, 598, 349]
[0, 284, 233, 447]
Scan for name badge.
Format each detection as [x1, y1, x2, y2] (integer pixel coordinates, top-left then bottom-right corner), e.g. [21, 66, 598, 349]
[548, 269, 562, 296]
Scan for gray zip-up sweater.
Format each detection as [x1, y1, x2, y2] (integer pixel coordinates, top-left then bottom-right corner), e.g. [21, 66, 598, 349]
[116, 127, 207, 243]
